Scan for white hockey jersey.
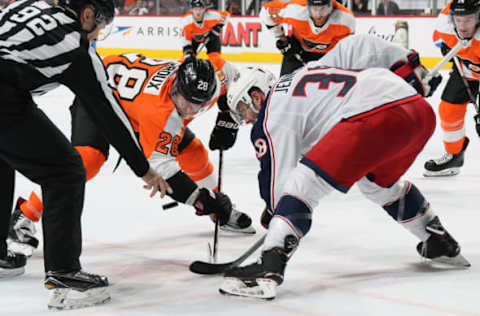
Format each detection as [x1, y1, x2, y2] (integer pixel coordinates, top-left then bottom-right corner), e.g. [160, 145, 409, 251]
[251, 65, 418, 211]
[314, 34, 412, 70]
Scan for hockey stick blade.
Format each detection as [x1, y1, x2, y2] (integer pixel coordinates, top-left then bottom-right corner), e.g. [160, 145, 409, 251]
[189, 234, 266, 275]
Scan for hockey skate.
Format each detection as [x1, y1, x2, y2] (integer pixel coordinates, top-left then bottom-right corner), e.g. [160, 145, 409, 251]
[220, 206, 256, 235]
[0, 250, 27, 278]
[45, 270, 110, 310]
[416, 216, 470, 267]
[423, 138, 469, 177]
[219, 235, 298, 300]
[7, 197, 39, 257]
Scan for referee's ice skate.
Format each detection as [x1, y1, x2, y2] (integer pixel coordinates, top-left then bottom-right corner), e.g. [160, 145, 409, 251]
[44, 270, 110, 310]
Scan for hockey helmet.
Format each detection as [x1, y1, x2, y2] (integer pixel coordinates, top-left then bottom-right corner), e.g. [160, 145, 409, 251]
[59, 0, 115, 25]
[450, 0, 480, 16]
[175, 58, 217, 105]
[227, 66, 276, 125]
[190, 0, 206, 8]
[307, 0, 331, 6]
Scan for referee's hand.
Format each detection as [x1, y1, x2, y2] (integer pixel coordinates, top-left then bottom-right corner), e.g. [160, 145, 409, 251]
[142, 167, 172, 198]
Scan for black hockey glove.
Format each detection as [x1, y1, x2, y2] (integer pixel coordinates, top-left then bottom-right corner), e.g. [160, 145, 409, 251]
[210, 23, 224, 36]
[276, 36, 302, 59]
[209, 111, 239, 151]
[260, 207, 274, 229]
[194, 188, 232, 225]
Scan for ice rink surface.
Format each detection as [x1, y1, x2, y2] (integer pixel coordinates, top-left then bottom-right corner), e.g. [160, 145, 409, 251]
[2, 64, 480, 316]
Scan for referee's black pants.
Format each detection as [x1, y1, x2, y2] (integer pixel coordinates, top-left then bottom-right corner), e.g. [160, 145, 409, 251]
[0, 84, 85, 273]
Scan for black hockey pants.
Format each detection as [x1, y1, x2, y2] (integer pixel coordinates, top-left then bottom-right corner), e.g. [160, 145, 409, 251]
[0, 83, 85, 272]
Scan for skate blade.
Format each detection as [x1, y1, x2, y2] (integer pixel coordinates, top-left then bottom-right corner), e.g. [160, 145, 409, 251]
[47, 287, 111, 310]
[0, 266, 25, 278]
[219, 225, 257, 235]
[423, 168, 460, 177]
[430, 253, 471, 268]
[219, 277, 276, 300]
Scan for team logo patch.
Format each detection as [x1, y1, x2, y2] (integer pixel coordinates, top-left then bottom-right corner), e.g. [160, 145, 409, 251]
[254, 138, 268, 159]
[302, 38, 330, 51]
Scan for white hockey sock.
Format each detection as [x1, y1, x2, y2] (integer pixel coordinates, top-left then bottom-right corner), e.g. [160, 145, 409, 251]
[263, 217, 298, 251]
[400, 207, 436, 241]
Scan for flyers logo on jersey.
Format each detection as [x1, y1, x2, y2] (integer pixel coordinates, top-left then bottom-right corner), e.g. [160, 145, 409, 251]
[301, 37, 331, 51]
[194, 32, 209, 42]
[458, 57, 480, 75]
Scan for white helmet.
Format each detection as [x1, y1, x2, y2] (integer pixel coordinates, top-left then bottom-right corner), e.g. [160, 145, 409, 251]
[227, 66, 276, 125]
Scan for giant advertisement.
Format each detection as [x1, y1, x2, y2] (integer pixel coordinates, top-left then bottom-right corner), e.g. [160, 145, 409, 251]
[96, 16, 441, 67]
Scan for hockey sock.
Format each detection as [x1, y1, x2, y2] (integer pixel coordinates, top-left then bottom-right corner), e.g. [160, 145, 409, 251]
[264, 195, 310, 250]
[20, 192, 43, 222]
[382, 182, 436, 240]
[74, 146, 106, 182]
[439, 100, 467, 154]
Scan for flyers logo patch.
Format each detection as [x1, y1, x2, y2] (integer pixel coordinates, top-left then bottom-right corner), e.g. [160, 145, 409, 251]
[254, 138, 268, 159]
[302, 38, 330, 51]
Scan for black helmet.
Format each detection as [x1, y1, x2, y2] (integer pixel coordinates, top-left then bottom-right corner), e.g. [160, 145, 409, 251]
[307, 0, 331, 6]
[451, 0, 480, 15]
[175, 58, 216, 105]
[190, 0, 206, 8]
[59, 0, 115, 25]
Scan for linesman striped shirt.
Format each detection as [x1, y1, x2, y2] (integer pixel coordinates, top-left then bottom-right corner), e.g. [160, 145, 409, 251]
[0, 0, 149, 177]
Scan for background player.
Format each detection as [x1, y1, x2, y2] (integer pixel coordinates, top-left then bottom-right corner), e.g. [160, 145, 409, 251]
[181, 0, 229, 70]
[260, 0, 355, 76]
[424, 0, 480, 177]
[218, 64, 469, 300]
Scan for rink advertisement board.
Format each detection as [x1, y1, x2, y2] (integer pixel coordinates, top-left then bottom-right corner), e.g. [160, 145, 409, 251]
[96, 16, 442, 68]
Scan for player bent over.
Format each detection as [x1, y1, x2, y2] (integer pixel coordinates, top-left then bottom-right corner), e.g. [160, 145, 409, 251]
[218, 65, 470, 300]
[8, 56, 255, 257]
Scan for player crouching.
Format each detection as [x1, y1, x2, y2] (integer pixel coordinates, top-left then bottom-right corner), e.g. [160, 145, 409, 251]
[219, 66, 469, 300]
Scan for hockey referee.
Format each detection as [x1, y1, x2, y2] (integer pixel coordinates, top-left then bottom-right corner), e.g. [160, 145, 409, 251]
[0, 0, 168, 310]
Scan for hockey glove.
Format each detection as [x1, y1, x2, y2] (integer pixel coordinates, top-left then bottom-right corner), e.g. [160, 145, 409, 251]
[390, 50, 442, 97]
[276, 36, 302, 59]
[194, 188, 232, 225]
[260, 207, 274, 229]
[209, 111, 239, 151]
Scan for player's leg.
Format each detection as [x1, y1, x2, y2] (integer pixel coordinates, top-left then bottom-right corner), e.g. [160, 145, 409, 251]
[8, 97, 110, 256]
[424, 68, 478, 177]
[177, 128, 255, 234]
[358, 99, 469, 266]
[0, 95, 109, 308]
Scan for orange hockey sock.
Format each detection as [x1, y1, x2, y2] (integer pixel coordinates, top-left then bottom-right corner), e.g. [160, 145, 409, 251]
[75, 146, 107, 182]
[20, 192, 43, 222]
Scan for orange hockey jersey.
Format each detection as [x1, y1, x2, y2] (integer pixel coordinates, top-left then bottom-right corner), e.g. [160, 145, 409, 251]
[435, 1, 480, 80]
[180, 9, 230, 48]
[103, 54, 237, 179]
[260, 0, 355, 54]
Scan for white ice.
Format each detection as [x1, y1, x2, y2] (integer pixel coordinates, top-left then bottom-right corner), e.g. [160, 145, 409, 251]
[1, 66, 480, 316]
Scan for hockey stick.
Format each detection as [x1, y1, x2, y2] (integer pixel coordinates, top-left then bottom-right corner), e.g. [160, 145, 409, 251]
[209, 149, 223, 262]
[426, 39, 466, 80]
[190, 234, 266, 275]
[453, 55, 480, 136]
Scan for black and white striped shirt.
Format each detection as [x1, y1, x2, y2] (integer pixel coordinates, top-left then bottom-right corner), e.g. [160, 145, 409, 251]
[0, 0, 149, 177]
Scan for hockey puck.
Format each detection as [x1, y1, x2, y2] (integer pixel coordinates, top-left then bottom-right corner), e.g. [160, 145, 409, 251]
[162, 201, 179, 210]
